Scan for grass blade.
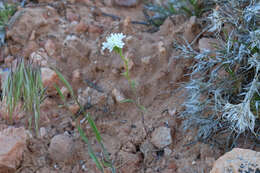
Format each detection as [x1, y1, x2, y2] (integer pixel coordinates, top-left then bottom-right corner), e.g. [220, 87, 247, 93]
[52, 68, 74, 97]
[77, 125, 104, 172]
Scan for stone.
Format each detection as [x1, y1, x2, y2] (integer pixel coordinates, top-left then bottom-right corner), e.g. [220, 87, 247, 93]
[113, 0, 139, 7]
[88, 24, 103, 34]
[168, 108, 176, 116]
[123, 17, 133, 34]
[7, 8, 49, 45]
[140, 140, 156, 166]
[44, 39, 56, 57]
[23, 41, 39, 58]
[66, 10, 79, 22]
[0, 127, 28, 173]
[30, 48, 49, 66]
[167, 160, 177, 170]
[48, 134, 75, 163]
[112, 88, 126, 103]
[210, 148, 260, 173]
[72, 69, 81, 83]
[41, 67, 59, 94]
[121, 141, 136, 153]
[183, 16, 201, 43]
[158, 41, 166, 57]
[141, 56, 152, 65]
[164, 147, 172, 156]
[60, 86, 70, 98]
[40, 127, 47, 138]
[4, 56, 14, 65]
[199, 38, 218, 53]
[125, 36, 134, 44]
[78, 87, 107, 106]
[74, 20, 88, 33]
[158, 15, 186, 37]
[29, 30, 36, 41]
[118, 151, 141, 173]
[151, 126, 172, 149]
[36, 167, 58, 173]
[68, 104, 80, 114]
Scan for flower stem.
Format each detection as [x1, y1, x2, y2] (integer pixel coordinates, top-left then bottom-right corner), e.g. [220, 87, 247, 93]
[119, 48, 132, 90]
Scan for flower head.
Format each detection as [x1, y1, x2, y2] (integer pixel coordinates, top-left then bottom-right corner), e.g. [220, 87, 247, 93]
[102, 33, 126, 52]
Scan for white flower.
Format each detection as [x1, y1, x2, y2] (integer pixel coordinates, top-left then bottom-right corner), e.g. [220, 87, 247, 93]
[102, 33, 126, 52]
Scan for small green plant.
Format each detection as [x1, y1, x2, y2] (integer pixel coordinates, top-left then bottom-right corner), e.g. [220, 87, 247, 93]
[0, 2, 16, 27]
[102, 33, 146, 111]
[175, 0, 260, 148]
[54, 69, 115, 173]
[0, 2, 16, 46]
[1, 59, 45, 134]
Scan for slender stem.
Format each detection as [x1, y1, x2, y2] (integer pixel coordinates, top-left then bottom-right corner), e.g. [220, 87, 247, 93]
[119, 48, 132, 89]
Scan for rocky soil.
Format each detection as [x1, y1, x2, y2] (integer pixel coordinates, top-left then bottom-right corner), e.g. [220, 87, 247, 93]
[0, 0, 259, 173]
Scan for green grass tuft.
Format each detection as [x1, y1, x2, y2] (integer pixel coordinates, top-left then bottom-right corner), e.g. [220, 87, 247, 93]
[1, 59, 45, 134]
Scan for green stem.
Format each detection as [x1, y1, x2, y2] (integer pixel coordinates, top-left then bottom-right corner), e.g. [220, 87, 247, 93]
[118, 48, 132, 90]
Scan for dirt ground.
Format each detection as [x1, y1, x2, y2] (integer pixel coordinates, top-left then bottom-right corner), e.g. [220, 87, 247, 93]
[0, 0, 259, 173]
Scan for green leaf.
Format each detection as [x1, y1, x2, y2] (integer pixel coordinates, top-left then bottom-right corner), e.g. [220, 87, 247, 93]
[54, 84, 66, 104]
[52, 68, 75, 97]
[122, 71, 127, 77]
[181, 6, 193, 16]
[77, 125, 104, 172]
[86, 114, 102, 143]
[131, 80, 136, 90]
[138, 104, 147, 112]
[120, 99, 134, 103]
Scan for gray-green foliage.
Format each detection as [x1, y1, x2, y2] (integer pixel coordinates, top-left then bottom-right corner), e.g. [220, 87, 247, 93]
[176, 0, 260, 146]
[143, 0, 213, 27]
[1, 60, 45, 134]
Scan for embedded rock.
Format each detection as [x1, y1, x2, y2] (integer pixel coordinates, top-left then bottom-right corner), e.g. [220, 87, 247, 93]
[0, 127, 28, 173]
[41, 67, 59, 94]
[199, 37, 219, 56]
[210, 148, 260, 173]
[44, 39, 56, 57]
[7, 7, 58, 45]
[78, 86, 109, 107]
[118, 151, 142, 173]
[48, 134, 75, 162]
[112, 88, 126, 103]
[151, 127, 172, 149]
[74, 20, 88, 33]
[183, 16, 201, 43]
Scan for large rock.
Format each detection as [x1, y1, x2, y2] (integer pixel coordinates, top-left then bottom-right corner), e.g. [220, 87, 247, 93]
[210, 148, 260, 173]
[151, 126, 172, 149]
[0, 127, 28, 173]
[7, 7, 58, 45]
